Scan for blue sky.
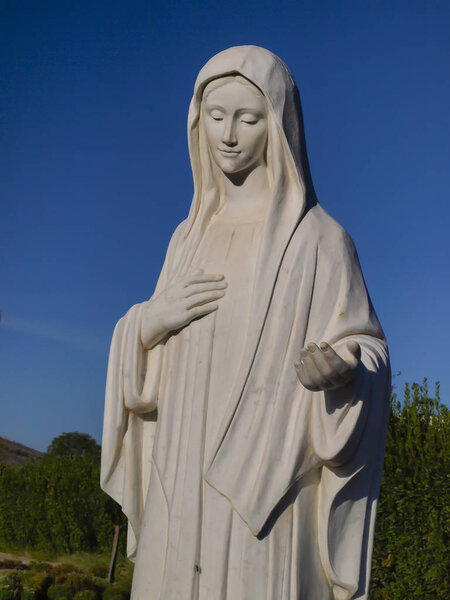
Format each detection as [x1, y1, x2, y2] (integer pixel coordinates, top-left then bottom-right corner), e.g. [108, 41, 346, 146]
[1, 1, 449, 451]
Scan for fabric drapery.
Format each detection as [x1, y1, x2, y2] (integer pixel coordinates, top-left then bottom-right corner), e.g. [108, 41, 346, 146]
[101, 46, 390, 600]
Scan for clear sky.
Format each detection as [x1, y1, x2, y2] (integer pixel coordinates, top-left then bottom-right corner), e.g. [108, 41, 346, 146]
[1, 1, 449, 452]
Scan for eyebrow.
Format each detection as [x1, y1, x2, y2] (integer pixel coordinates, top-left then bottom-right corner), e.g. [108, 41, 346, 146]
[206, 104, 265, 116]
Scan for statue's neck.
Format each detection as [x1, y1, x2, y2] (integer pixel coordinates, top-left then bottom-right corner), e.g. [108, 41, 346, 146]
[220, 162, 270, 221]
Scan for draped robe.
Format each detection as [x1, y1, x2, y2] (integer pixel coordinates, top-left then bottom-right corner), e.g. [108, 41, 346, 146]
[101, 46, 390, 600]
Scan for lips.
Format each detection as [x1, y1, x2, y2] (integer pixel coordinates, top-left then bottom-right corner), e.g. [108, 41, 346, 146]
[218, 148, 241, 156]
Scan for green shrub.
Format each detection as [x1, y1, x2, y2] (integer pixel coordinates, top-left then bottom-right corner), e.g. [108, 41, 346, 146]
[0, 454, 125, 554]
[54, 573, 88, 588]
[102, 577, 132, 600]
[0, 570, 24, 600]
[88, 564, 108, 578]
[103, 592, 130, 600]
[52, 564, 82, 577]
[22, 571, 54, 599]
[74, 592, 97, 600]
[47, 572, 100, 599]
[370, 380, 449, 599]
[47, 585, 73, 600]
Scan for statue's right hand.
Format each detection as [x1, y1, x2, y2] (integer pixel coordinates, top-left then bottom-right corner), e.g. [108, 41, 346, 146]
[140, 271, 227, 349]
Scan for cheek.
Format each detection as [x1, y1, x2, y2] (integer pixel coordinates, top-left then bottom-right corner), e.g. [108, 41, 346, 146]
[204, 121, 221, 148]
[243, 126, 267, 157]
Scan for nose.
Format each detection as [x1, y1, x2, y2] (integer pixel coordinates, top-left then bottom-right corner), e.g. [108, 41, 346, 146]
[222, 117, 237, 147]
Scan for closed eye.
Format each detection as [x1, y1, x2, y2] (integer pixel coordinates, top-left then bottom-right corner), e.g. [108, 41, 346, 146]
[240, 112, 261, 124]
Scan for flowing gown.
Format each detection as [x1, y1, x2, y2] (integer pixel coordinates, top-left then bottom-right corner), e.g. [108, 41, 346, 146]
[104, 44, 391, 600]
[130, 211, 332, 599]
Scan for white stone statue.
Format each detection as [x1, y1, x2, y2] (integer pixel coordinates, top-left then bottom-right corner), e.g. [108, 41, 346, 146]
[101, 46, 390, 600]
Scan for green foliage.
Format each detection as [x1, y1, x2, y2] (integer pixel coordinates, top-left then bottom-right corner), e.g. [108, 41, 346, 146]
[74, 592, 97, 600]
[370, 380, 449, 599]
[46, 572, 103, 600]
[0, 561, 131, 600]
[0, 454, 125, 554]
[0, 571, 24, 600]
[88, 565, 109, 579]
[23, 570, 54, 600]
[102, 578, 132, 600]
[47, 432, 101, 460]
[46, 585, 72, 600]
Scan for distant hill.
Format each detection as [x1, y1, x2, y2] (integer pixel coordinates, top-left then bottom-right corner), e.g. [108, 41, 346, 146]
[0, 436, 45, 467]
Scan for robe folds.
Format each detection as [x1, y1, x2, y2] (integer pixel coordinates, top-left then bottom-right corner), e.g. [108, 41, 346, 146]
[101, 46, 390, 600]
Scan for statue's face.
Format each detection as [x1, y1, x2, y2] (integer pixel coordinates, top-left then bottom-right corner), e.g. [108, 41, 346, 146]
[203, 79, 268, 175]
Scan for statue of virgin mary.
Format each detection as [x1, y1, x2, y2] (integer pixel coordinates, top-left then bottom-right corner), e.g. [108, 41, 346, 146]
[101, 46, 390, 600]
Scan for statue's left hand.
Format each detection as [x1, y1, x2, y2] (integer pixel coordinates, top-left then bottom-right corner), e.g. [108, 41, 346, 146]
[294, 341, 361, 391]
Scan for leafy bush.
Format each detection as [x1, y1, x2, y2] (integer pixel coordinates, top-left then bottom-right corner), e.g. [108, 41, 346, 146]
[21, 569, 53, 597]
[0, 570, 24, 600]
[0, 560, 129, 600]
[370, 380, 449, 599]
[47, 585, 72, 600]
[74, 592, 97, 600]
[88, 564, 109, 578]
[0, 455, 125, 554]
[102, 578, 132, 600]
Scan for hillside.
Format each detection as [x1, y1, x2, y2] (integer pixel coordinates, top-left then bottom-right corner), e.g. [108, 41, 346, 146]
[0, 436, 45, 467]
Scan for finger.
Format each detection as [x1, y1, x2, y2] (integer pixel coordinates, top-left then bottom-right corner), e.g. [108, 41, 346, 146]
[295, 357, 319, 391]
[185, 290, 225, 310]
[181, 269, 204, 287]
[299, 347, 309, 361]
[184, 280, 228, 297]
[188, 303, 219, 320]
[305, 343, 332, 389]
[308, 343, 336, 386]
[184, 273, 225, 286]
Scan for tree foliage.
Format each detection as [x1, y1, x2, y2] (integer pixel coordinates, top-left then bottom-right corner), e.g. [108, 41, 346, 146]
[0, 454, 124, 555]
[370, 380, 449, 599]
[47, 432, 101, 460]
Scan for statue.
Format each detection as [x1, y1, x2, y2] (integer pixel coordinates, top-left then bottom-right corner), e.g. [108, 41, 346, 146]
[101, 46, 390, 600]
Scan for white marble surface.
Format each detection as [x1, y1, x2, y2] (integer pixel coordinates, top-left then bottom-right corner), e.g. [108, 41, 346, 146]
[101, 46, 390, 600]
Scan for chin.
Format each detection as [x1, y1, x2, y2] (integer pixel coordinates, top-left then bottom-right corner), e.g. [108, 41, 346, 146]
[220, 164, 245, 175]
[215, 157, 253, 175]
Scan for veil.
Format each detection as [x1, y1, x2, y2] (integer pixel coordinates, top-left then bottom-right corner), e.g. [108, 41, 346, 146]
[168, 45, 317, 279]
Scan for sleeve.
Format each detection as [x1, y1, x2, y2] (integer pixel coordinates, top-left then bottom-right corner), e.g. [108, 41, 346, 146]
[306, 229, 391, 599]
[100, 221, 185, 558]
[306, 226, 388, 467]
[314, 342, 390, 600]
[100, 304, 160, 559]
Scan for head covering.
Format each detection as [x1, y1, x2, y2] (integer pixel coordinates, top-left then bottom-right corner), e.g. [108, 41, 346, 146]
[171, 45, 317, 275]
